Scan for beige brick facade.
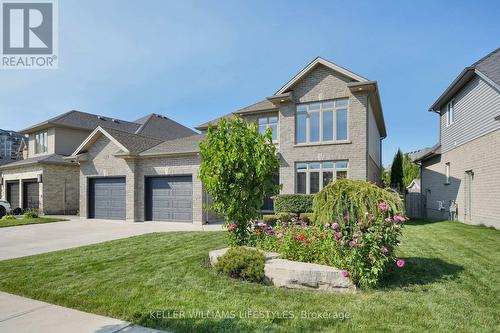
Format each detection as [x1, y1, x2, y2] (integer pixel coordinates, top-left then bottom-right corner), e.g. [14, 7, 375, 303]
[1, 163, 79, 214]
[79, 135, 206, 224]
[421, 129, 500, 228]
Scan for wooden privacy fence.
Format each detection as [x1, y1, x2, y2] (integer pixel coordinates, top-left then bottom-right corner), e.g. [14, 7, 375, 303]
[404, 192, 424, 218]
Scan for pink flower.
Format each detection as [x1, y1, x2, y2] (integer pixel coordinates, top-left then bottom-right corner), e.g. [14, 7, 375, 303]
[277, 232, 283, 238]
[324, 223, 330, 228]
[380, 246, 389, 254]
[396, 259, 406, 268]
[368, 215, 376, 222]
[378, 202, 388, 211]
[227, 223, 237, 231]
[385, 218, 392, 224]
[349, 240, 357, 248]
[331, 223, 340, 230]
[334, 231, 342, 239]
[342, 271, 349, 278]
[340, 240, 345, 246]
[394, 215, 406, 222]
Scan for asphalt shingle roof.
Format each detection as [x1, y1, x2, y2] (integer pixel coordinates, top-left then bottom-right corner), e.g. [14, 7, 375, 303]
[0, 153, 72, 169]
[140, 134, 205, 156]
[474, 47, 500, 86]
[100, 127, 163, 154]
[133, 114, 196, 140]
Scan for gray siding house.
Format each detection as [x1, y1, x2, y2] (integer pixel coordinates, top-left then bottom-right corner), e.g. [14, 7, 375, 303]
[69, 57, 386, 224]
[414, 48, 500, 228]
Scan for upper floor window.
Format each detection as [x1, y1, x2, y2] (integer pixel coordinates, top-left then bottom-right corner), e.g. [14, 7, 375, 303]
[35, 131, 48, 154]
[296, 160, 348, 194]
[446, 100, 454, 126]
[258, 116, 278, 142]
[296, 99, 348, 144]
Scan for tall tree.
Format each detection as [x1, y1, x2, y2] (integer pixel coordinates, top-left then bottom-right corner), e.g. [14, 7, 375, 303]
[403, 153, 420, 187]
[199, 117, 280, 245]
[390, 149, 404, 191]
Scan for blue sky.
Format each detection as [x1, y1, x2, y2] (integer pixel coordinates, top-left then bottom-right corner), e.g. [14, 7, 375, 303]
[1, 0, 498, 165]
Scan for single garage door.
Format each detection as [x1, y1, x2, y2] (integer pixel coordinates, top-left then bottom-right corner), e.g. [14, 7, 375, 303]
[6, 182, 19, 208]
[23, 181, 39, 210]
[89, 177, 126, 220]
[145, 176, 193, 222]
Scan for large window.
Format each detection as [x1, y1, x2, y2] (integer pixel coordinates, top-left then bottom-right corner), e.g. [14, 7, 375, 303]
[296, 99, 348, 144]
[296, 160, 348, 194]
[35, 131, 48, 154]
[258, 116, 278, 142]
[446, 100, 454, 126]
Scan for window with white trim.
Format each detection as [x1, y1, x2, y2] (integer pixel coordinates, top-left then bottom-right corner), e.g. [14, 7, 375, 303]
[296, 161, 348, 194]
[258, 116, 278, 142]
[446, 101, 454, 126]
[296, 99, 348, 144]
[34, 131, 48, 154]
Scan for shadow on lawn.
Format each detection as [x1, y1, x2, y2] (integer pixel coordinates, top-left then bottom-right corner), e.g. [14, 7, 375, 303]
[380, 257, 463, 289]
[405, 219, 446, 226]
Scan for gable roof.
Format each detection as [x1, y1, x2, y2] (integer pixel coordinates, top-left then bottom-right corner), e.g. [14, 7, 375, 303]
[133, 113, 196, 140]
[19, 110, 141, 134]
[0, 153, 72, 170]
[429, 48, 500, 112]
[71, 126, 163, 157]
[275, 57, 368, 95]
[140, 134, 205, 156]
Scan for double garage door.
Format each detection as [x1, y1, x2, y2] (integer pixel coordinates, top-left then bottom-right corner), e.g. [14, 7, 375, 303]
[88, 176, 193, 222]
[6, 181, 39, 210]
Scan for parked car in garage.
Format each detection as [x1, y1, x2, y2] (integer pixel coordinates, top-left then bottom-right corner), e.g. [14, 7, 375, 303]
[0, 200, 12, 218]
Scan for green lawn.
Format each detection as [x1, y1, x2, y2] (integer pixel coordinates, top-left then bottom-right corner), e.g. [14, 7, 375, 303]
[0, 220, 498, 332]
[0, 217, 67, 228]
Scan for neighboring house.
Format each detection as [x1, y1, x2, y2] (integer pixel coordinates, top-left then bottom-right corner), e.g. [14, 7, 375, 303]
[0, 129, 23, 160]
[0, 111, 195, 214]
[414, 48, 500, 228]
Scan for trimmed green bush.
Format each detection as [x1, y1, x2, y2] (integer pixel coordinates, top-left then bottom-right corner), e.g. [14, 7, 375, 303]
[23, 209, 39, 219]
[215, 247, 265, 283]
[274, 194, 314, 215]
[313, 179, 404, 225]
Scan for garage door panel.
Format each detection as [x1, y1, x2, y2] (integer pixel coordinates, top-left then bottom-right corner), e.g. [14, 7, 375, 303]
[7, 182, 19, 208]
[146, 176, 193, 222]
[23, 181, 39, 210]
[89, 177, 126, 220]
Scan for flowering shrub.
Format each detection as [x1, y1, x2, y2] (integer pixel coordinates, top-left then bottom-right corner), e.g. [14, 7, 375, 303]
[254, 202, 407, 288]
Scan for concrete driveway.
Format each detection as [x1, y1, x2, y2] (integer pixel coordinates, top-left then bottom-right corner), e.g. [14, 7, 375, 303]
[0, 216, 223, 261]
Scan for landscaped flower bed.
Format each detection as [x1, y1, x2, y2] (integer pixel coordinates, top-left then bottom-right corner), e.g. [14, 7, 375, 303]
[252, 203, 406, 288]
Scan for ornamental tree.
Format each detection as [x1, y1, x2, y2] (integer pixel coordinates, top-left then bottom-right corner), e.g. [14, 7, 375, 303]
[198, 117, 280, 245]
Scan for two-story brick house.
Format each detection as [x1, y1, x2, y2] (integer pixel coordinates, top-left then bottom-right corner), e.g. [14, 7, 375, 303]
[69, 57, 385, 223]
[414, 48, 500, 228]
[0, 111, 196, 214]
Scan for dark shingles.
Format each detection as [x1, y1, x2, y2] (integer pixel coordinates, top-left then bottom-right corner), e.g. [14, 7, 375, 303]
[474, 47, 500, 86]
[0, 154, 72, 169]
[100, 127, 163, 154]
[133, 114, 196, 140]
[140, 134, 205, 156]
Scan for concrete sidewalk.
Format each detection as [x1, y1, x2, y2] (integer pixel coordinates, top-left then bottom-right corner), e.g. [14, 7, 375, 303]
[0, 216, 224, 260]
[0, 292, 167, 333]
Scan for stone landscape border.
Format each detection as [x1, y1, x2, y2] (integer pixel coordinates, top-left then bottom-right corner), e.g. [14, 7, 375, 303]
[209, 247, 356, 292]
